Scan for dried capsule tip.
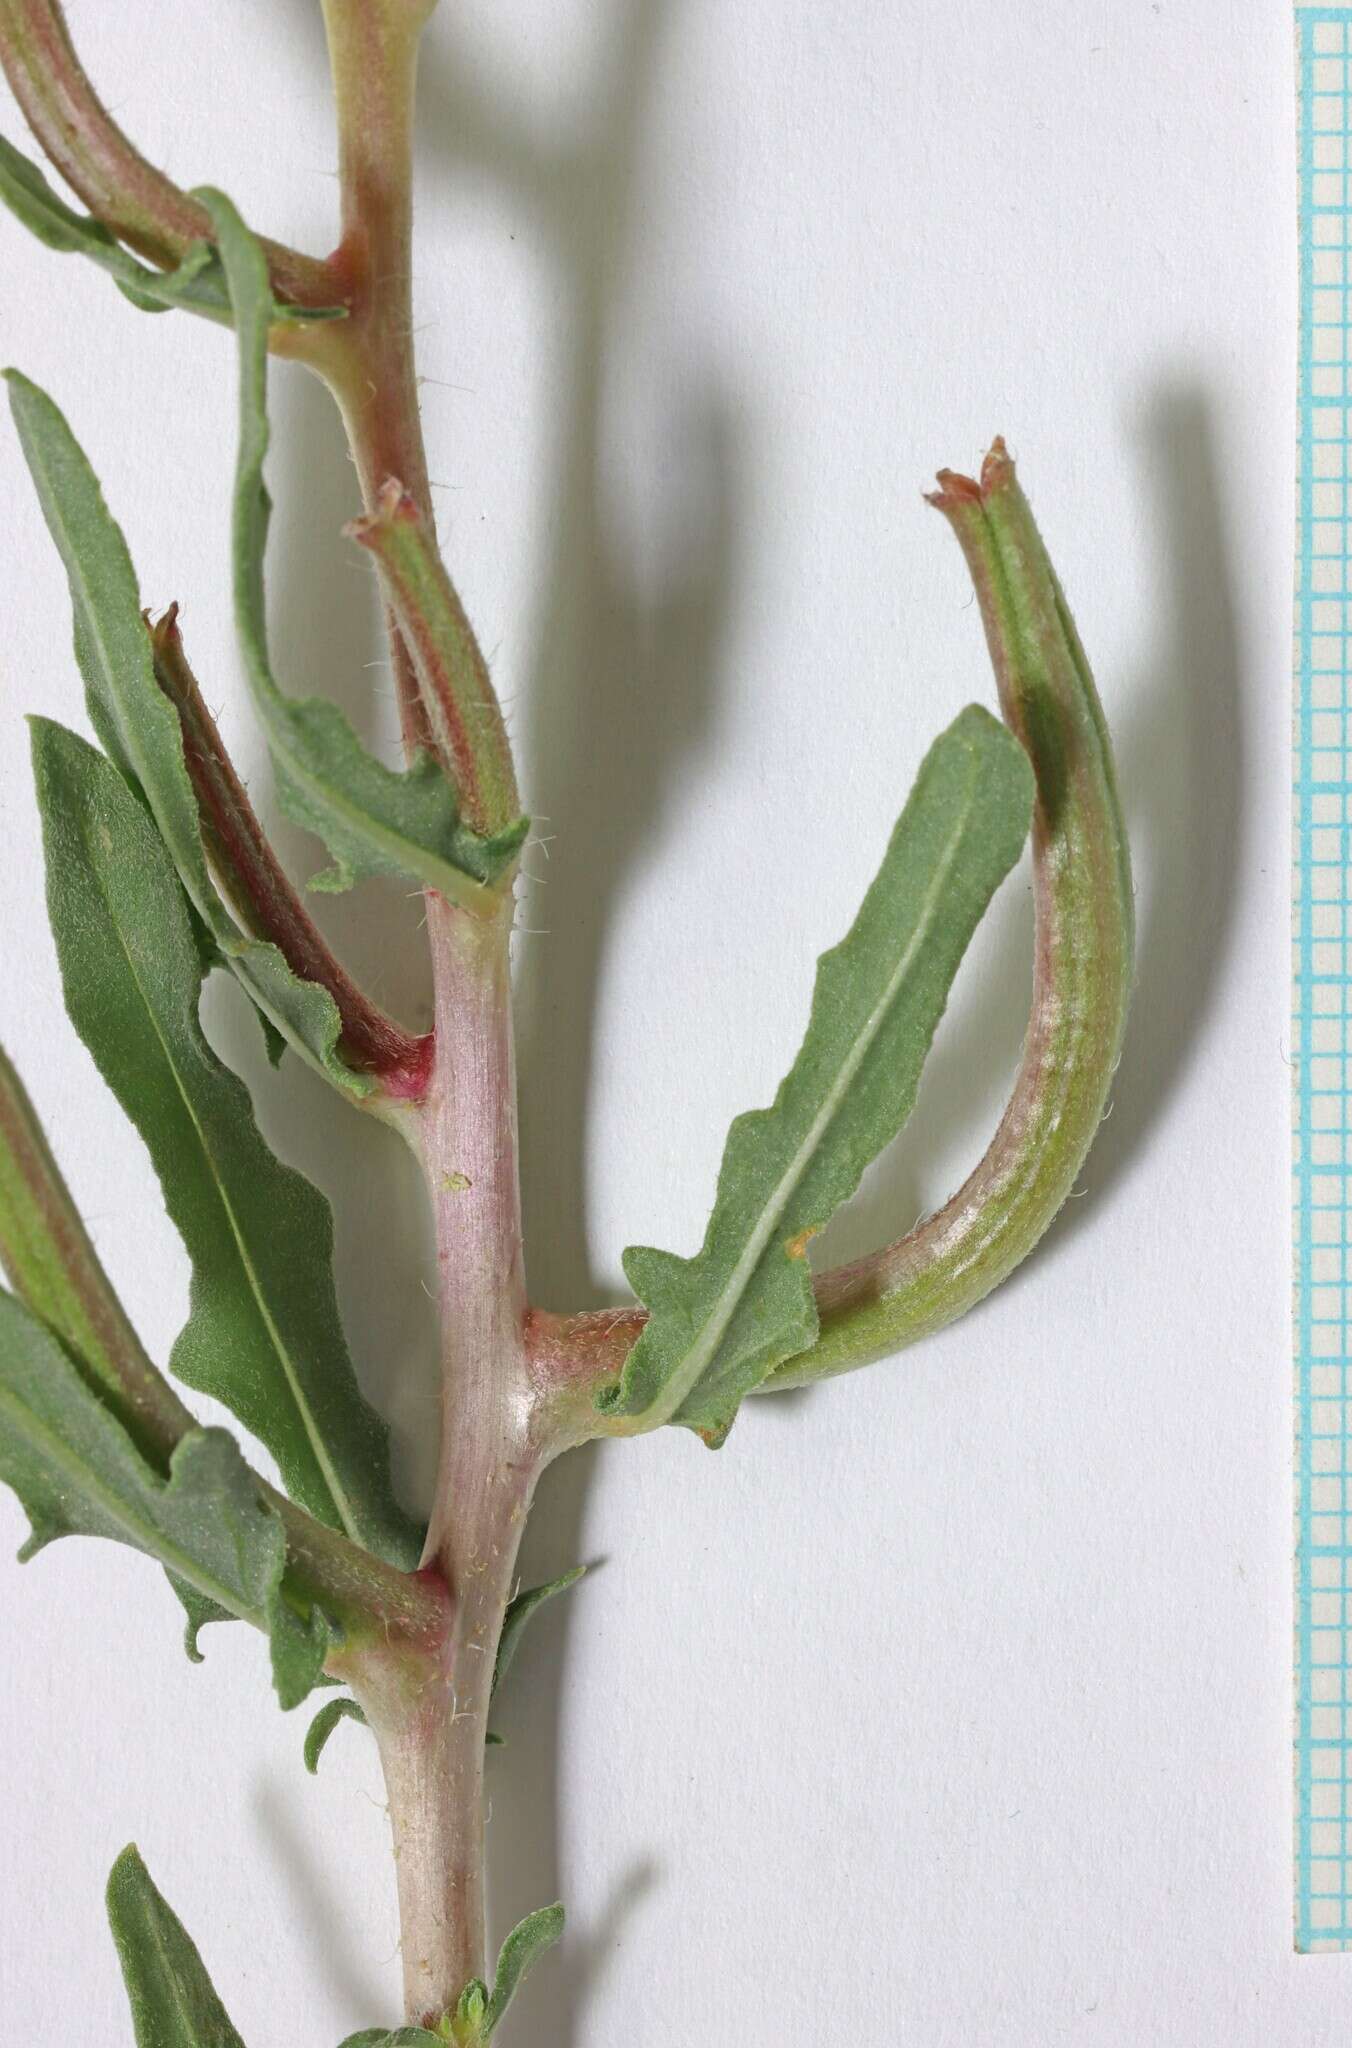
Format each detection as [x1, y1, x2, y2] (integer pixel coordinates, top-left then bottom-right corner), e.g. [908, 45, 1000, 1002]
[925, 437, 1015, 514]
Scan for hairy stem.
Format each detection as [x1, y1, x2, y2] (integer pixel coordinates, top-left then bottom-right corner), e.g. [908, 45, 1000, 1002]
[360, 1462, 535, 2026]
[420, 897, 533, 1571]
[317, 0, 437, 755]
[348, 897, 539, 2023]
[316, 9, 538, 2018]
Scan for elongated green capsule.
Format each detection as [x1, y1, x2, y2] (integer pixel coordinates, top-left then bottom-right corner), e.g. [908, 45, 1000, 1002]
[528, 442, 1134, 1421]
[771, 438, 1134, 1384]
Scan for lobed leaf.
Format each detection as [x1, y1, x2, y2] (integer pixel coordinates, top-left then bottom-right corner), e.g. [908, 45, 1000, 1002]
[3, 367, 372, 1100]
[202, 188, 526, 910]
[597, 705, 1034, 1442]
[0, 1043, 387, 1679]
[32, 718, 420, 1567]
[0, 1288, 329, 1707]
[0, 130, 342, 326]
[107, 1846, 249, 2048]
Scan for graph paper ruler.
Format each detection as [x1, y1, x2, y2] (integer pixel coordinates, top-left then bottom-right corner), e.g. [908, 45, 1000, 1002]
[1295, 2, 1352, 1954]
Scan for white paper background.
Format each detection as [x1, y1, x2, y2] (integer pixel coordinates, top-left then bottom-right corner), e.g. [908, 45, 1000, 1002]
[0, 2, 1297, 2042]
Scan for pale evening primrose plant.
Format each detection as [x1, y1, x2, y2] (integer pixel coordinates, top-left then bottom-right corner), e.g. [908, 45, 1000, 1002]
[0, 3, 1132, 2041]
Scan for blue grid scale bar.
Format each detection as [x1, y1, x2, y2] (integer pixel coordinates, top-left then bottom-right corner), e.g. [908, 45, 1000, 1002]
[1296, 3, 1352, 1956]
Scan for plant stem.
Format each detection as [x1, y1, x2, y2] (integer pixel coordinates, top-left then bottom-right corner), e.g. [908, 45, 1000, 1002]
[366, 1458, 537, 2026]
[416, 893, 539, 2006]
[350, 896, 540, 2024]
[316, 11, 547, 2021]
[317, 0, 437, 754]
[320, 0, 432, 510]
[420, 897, 534, 1571]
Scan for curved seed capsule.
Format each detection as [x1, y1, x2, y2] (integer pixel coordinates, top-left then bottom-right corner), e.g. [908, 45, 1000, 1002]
[0, 0, 333, 307]
[767, 438, 1134, 1386]
[0, 1039, 191, 1462]
[151, 607, 433, 1100]
[528, 441, 1133, 1425]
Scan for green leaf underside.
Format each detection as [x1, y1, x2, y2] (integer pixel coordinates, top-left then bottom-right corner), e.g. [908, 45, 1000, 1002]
[201, 188, 525, 906]
[2, 367, 370, 1101]
[32, 719, 420, 1568]
[599, 705, 1035, 1440]
[0, 131, 341, 327]
[0, 1289, 328, 1708]
[304, 1694, 368, 1773]
[483, 1904, 566, 2036]
[494, 1567, 585, 1695]
[108, 1846, 249, 2048]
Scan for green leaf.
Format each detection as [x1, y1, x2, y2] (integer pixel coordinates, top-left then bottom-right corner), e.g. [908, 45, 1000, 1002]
[32, 718, 420, 1568]
[343, 1910, 565, 2048]
[338, 2033, 444, 2047]
[0, 1287, 328, 1707]
[272, 1603, 335, 1715]
[107, 1845, 249, 2048]
[483, 1904, 565, 2037]
[0, 131, 341, 328]
[453, 1982, 488, 2038]
[168, 1577, 234, 1664]
[0, 1041, 274, 1665]
[2, 366, 371, 1101]
[304, 1695, 368, 1774]
[494, 1567, 585, 1695]
[597, 704, 1035, 1441]
[258, 1007, 289, 1068]
[200, 187, 526, 909]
